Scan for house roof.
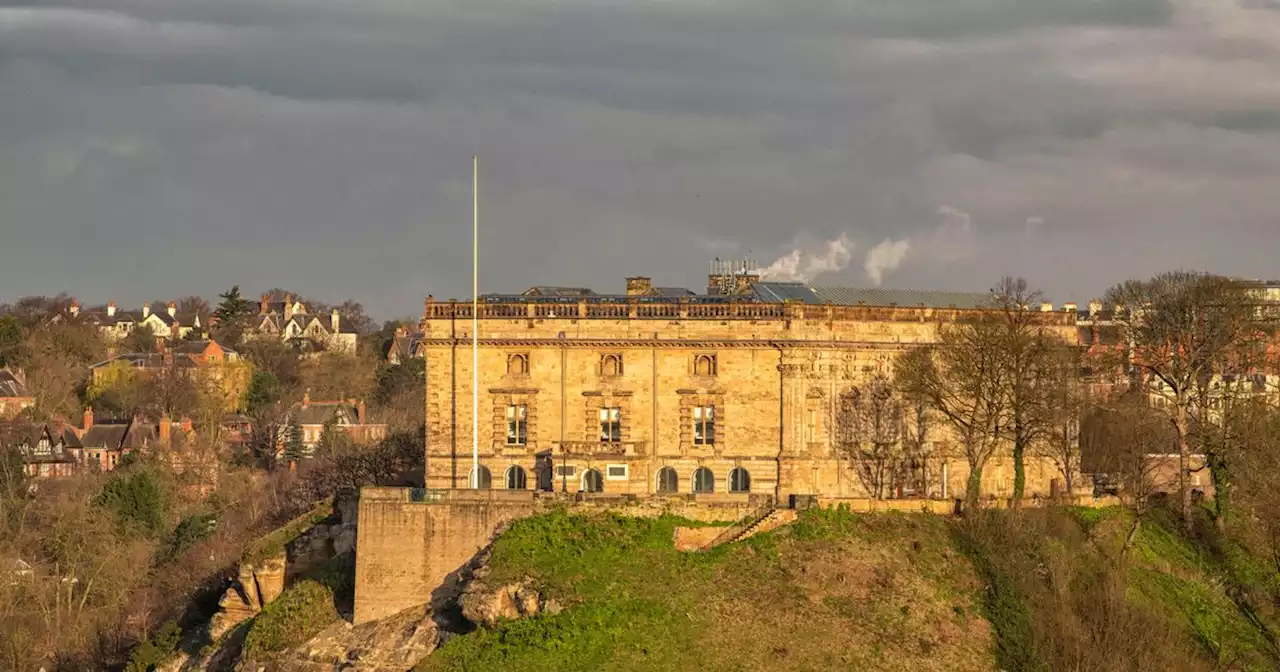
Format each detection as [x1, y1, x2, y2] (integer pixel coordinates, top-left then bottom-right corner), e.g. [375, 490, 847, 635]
[170, 339, 236, 357]
[651, 287, 696, 297]
[0, 370, 29, 399]
[292, 401, 359, 426]
[522, 286, 598, 298]
[807, 285, 994, 309]
[80, 420, 156, 450]
[90, 353, 197, 369]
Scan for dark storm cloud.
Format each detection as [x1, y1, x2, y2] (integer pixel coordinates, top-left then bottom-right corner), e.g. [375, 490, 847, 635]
[2, 0, 1280, 315]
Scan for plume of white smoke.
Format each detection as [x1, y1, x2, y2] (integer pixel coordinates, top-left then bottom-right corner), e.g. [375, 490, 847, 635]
[863, 238, 911, 286]
[758, 233, 855, 282]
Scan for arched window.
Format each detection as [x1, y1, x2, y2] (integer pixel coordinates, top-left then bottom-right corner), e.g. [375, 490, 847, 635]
[656, 467, 679, 494]
[601, 354, 623, 377]
[582, 469, 604, 493]
[693, 467, 715, 494]
[507, 353, 529, 376]
[729, 468, 751, 493]
[469, 465, 492, 489]
[506, 465, 527, 490]
[693, 354, 717, 377]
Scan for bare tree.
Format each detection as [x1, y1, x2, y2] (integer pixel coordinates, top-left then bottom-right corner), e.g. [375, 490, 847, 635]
[1033, 343, 1087, 498]
[1080, 393, 1177, 554]
[896, 316, 1010, 508]
[898, 390, 936, 497]
[834, 373, 903, 498]
[1101, 272, 1265, 530]
[990, 277, 1061, 505]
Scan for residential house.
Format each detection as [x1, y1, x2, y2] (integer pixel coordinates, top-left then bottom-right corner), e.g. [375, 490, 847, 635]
[77, 408, 157, 472]
[386, 327, 424, 365]
[71, 300, 205, 343]
[1, 421, 81, 479]
[251, 292, 360, 354]
[89, 339, 250, 412]
[280, 391, 387, 460]
[0, 369, 34, 419]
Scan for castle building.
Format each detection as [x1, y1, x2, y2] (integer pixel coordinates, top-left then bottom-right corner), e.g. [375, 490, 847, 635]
[421, 265, 1080, 502]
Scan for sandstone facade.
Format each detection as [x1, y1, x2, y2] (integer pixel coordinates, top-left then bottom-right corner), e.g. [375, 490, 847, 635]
[421, 292, 1080, 502]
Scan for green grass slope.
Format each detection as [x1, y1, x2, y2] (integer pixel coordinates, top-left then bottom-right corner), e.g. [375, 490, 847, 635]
[417, 509, 993, 672]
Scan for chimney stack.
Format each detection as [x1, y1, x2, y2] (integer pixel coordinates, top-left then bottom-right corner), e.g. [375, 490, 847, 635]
[1088, 300, 1102, 318]
[1063, 302, 1078, 314]
[83, 406, 94, 432]
[284, 297, 294, 321]
[69, 300, 80, 317]
[260, 294, 270, 315]
[1039, 302, 1053, 312]
[159, 414, 171, 444]
[331, 308, 340, 332]
[302, 389, 311, 409]
[107, 301, 117, 317]
[167, 301, 176, 317]
[626, 277, 653, 297]
[357, 399, 367, 424]
[142, 302, 151, 318]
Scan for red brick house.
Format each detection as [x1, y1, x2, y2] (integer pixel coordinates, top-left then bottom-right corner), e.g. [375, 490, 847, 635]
[279, 391, 387, 459]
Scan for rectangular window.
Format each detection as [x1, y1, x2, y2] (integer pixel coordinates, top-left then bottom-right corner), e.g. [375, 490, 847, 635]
[506, 404, 528, 446]
[606, 464, 629, 480]
[694, 405, 716, 445]
[599, 407, 621, 443]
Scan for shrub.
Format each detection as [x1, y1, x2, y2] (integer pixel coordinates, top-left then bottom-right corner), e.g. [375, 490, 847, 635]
[94, 467, 169, 537]
[125, 621, 181, 672]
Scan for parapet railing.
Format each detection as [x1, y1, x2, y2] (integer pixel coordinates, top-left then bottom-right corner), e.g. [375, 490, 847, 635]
[421, 299, 1076, 325]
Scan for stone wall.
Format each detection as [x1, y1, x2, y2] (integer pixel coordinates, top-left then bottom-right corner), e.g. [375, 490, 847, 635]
[351, 486, 777, 624]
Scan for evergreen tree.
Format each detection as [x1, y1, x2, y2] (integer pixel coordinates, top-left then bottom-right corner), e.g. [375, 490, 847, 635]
[283, 417, 306, 464]
[211, 285, 254, 347]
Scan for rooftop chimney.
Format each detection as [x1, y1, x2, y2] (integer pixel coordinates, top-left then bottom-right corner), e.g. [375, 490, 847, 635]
[626, 277, 653, 296]
[1088, 300, 1102, 318]
[1039, 302, 1053, 312]
[303, 389, 311, 409]
[167, 301, 176, 317]
[1063, 302, 1078, 314]
[69, 300, 80, 317]
[260, 294, 270, 314]
[107, 301, 117, 317]
[83, 406, 94, 432]
[331, 308, 340, 332]
[357, 399, 367, 424]
[142, 302, 151, 318]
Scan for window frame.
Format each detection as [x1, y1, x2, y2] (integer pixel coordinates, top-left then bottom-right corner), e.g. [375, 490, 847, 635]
[506, 404, 528, 446]
[729, 467, 751, 493]
[599, 407, 622, 443]
[693, 405, 716, 446]
[693, 467, 715, 494]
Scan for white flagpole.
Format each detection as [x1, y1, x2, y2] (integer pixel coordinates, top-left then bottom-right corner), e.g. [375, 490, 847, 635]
[471, 155, 479, 488]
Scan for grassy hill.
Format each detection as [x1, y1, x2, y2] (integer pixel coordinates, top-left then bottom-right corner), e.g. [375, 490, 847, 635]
[417, 509, 993, 672]
[413, 505, 1280, 672]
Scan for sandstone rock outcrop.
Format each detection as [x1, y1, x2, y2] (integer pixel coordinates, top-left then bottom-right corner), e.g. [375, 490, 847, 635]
[260, 604, 438, 672]
[458, 577, 561, 628]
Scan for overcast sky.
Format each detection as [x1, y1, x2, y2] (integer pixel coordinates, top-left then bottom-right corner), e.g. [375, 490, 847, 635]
[4, 0, 1280, 316]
